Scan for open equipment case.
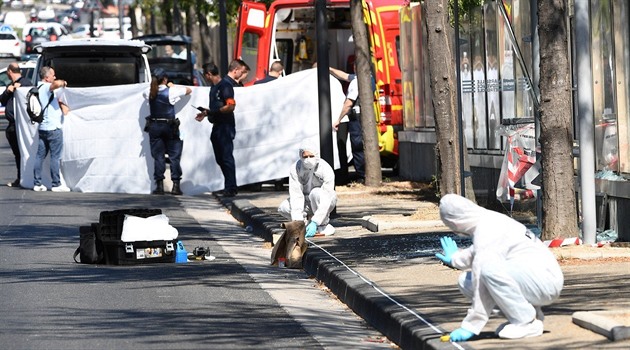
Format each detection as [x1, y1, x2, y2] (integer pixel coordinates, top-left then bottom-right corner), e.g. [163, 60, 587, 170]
[97, 209, 176, 265]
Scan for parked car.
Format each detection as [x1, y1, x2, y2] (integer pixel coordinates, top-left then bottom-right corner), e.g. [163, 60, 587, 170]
[70, 23, 101, 39]
[23, 22, 70, 54]
[30, 38, 151, 87]
[0, 31, 22, 58]
[192, 69, 208, 87]
[10, 0, 23, 9]
[56, 9, 79, 30]
[133, 34, 194, 85]
[1, 11, 28, 29]
[36, 7, 56, 22]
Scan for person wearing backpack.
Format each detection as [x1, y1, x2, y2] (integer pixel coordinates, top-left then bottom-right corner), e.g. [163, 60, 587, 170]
[32, 66, 70, 192]
[0, 63, 33, 188]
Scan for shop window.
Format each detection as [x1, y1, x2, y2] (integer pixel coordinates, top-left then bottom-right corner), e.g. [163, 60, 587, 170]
[591, 0, 619, 172]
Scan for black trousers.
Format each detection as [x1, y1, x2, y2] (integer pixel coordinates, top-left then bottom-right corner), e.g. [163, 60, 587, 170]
[336, 122, 349, 185]
[5, 123, 20, 180]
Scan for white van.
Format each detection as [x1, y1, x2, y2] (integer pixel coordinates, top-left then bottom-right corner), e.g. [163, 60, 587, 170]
[1, 11, 27, 29]
[30, 39, 152, 87]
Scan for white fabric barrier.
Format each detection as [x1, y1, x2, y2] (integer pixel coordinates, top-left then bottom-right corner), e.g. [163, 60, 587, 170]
[15, 69, 346, 195]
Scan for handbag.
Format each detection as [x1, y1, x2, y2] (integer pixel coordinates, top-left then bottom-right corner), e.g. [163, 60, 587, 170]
[73, 224, 104, 264]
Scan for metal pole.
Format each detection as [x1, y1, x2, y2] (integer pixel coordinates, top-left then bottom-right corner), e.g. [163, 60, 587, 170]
[219, 0, 229, 75]
[530, 0, 543, 230]
[454, 0, 465, 197]
[315, 0, 333, 165]
[574, 1, 596, 244]
[118, 0, 124, 39]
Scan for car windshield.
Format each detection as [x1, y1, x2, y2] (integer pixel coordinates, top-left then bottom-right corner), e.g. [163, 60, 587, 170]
[142, 41, 192, 84]
[147, 43, 188, 62]
[29, 28, 50, 37]
[0, 33, 16, 40]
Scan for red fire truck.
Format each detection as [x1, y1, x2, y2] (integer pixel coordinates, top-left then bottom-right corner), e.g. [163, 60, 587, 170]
[234, 0, 404, 167]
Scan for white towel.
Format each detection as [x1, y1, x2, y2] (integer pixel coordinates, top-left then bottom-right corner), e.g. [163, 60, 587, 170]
[120, 214, 179, 242]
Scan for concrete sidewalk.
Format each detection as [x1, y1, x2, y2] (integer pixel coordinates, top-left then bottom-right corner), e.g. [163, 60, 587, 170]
[221, 185, 630, 350]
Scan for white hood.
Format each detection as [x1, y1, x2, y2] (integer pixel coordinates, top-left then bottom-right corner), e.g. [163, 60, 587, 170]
[439, 194, 486, 236]
[299, 139, 319, 158]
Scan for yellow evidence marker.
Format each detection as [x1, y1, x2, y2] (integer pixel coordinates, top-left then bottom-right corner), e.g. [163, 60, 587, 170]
[440, 334, 450, 342]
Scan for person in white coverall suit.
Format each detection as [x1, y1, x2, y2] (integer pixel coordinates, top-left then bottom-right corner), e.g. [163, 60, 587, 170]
[436, 194, 563, 342]
[278, 142, 337, 237]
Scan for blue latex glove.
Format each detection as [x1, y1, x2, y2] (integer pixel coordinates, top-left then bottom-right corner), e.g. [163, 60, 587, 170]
[306, 221, 317, 237]
[435, 236, 458, 265]
[450, 327, 475, 342]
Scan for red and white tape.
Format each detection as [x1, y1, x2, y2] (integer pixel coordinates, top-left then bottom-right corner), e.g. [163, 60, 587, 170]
[544, 237, 582, 248]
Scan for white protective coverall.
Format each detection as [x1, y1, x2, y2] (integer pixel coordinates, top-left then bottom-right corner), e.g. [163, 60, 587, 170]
[277, 143, 337, 228]
[439, 194, 564, 335]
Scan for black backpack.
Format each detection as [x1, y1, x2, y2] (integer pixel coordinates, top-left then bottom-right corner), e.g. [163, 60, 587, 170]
[73, 224, 105, 264]
[26, 84, 54, 124]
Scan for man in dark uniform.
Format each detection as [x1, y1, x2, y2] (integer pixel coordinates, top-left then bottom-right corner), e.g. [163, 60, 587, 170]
[210, 59, 249, 197]
[254, 61, 284, 85]
[0, 63, 33, 187]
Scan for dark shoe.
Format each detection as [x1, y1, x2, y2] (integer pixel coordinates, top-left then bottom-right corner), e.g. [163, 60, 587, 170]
[223, 189, 237, 197]
[152, 180, 164, 195]
[7, 179, 20, 187]
[171, 180, 182, 195]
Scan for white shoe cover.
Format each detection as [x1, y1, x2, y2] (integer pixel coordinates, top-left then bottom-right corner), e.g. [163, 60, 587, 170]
[498, 319, 543, 339]
[317, 224, 335, 236]
[495, 321, 510, 335]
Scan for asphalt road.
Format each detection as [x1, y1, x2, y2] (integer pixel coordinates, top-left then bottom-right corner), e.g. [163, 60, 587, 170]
[0, 118, 391, 349]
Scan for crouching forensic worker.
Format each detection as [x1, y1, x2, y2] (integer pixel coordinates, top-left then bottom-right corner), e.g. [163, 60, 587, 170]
[436, 194, 563, 342]
[278, 141, 337, 237]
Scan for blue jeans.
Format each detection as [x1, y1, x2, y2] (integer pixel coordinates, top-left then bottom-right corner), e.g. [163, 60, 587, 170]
[34, 128, 63, 187]
[211, 123, 237, 192]
[149, 122, 183, 181]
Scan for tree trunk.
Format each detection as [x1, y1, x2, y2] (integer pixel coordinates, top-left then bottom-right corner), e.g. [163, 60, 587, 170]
[350, 0, 382, 186]
[537, 0, 579, 240]
[173, 0, 183, 35]
[425, 0, 461, 195]
[185, 8, 194, 38]
[196, 1, 212, 65]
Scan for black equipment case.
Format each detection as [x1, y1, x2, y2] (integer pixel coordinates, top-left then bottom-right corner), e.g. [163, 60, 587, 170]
[97, 209, 176, 265]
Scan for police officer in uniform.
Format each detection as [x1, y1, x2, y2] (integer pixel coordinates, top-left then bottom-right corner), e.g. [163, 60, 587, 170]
[207, 59, 249, 197]
[0, 62, 33, 187]
[145, 68, 191, 195]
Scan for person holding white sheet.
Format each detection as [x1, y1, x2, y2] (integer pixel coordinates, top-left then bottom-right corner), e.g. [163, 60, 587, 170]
[32, 66, 70, 192]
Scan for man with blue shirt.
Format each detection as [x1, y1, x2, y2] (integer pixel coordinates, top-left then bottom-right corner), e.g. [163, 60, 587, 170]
[32, 66, 70, 192]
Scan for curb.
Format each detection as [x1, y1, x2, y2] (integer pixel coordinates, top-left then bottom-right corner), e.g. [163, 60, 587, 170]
[362, 215, 446, 232]
[572, 311, 630, 341]
[226, 197, 473, 350]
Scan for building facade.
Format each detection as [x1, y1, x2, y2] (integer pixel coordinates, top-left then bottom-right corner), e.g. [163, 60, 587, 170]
[399, 0, 629, 240]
